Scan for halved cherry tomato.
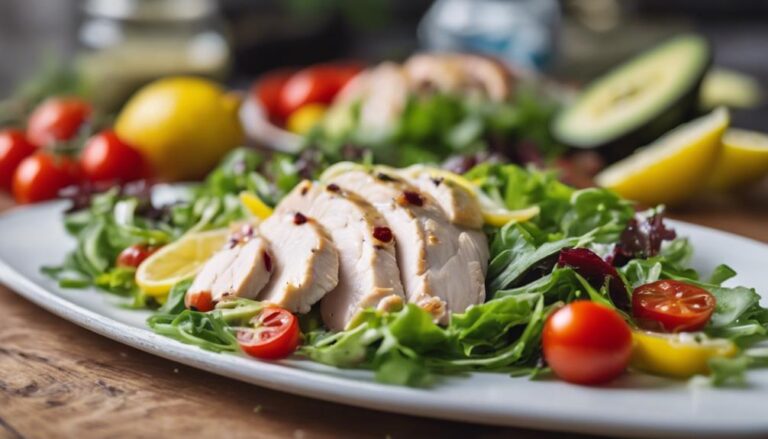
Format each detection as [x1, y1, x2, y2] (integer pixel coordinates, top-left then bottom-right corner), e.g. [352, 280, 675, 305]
[0, 129, 37, 190]
[279, 63, 362, 117]
[237, 307, 300, 360]
[12, 152, 79, 203]
[116, 244, 160, 268]
[632, 280, 716, 332]
[27, 97, 92, 148]
[80, 130, 146, 184]
[185, 290, 214, 312]
[253, 69, 295, 122]
[543, 301, 632, 385]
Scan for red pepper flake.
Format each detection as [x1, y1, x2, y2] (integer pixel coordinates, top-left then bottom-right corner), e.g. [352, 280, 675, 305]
[293, 212, 308, 225]
[300, 186, 309, 196]
[431, 177, 444, 187]
[263, 251, 272, 272]
[373, 226, 393, 243]
[326, 183, 340, 193]
[399, 191, 424, 207]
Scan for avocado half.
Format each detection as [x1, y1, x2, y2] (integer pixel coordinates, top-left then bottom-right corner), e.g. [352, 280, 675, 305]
[552, 34, 712, 162]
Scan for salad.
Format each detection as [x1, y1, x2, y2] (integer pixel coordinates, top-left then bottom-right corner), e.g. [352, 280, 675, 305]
[44, 146, 768, 388]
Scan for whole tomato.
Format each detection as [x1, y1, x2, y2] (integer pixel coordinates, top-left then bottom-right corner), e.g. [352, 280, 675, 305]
[12, 152, 79, 204]
[543, 301, 633, 385]
[0, 129, 37, 190]
[27, 97, 92, 148]
[80, 130, 146, 184]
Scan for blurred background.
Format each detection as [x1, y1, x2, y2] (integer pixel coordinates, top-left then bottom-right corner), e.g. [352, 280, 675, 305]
[1, 0, 767, 225]
[2, 0, 767, 122]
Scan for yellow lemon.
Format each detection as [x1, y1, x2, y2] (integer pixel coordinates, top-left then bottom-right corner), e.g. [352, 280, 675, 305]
[595, 107, 729, 206]
[136, 228, 229, 297]
[707, 128, 768, 190]
[631, 331, 737, 378]
[239, 191, 273, 219]
[115, 77, 244, 181]
[286, 104, 327, 135]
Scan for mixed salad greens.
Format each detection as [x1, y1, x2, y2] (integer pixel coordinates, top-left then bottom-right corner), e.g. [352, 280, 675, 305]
[45, 148, 768, 388]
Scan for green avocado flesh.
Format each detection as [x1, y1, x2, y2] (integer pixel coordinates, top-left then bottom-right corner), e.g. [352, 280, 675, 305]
[553, 34, 711, 160]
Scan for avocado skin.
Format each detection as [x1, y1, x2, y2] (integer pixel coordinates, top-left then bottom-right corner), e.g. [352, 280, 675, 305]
[554, 38, 712, 164]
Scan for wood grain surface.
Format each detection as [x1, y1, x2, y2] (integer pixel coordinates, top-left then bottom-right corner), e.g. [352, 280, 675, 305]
[0, 182, 766, 439]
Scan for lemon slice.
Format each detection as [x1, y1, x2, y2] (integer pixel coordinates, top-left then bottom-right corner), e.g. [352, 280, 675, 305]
[136, 229, 229, 297]
[631, 331, 737, 378]
[595, 107, 729, 206]
[239, 191, 273, 219]
[707, 128, 768, 190]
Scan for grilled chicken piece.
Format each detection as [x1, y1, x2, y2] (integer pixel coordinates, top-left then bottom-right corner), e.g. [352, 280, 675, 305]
[188, 224, 273, 303]
[395, 166, 484, 229]
[258, 212, 339, 314]
[329, 170, 488, 324]
[403, 53, 512, 102]
[333, 62, 409, 139]
[276, 180, 405, 330]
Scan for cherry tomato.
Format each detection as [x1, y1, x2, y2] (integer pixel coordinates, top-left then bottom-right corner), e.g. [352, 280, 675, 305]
[253, 69, 295, 122]
[27, 97, 92, 148]
[632, 280, 716, 332]
[80, 130, 146, 184]
[0, 129, 37, 190]
[237, 307, 300, 360]
[12, 152, 79, 204]
[543, 301, 632, 385]
[116, 244, 160, 268]
[185, 290, 215, 312]
[279, 63, 362, 117]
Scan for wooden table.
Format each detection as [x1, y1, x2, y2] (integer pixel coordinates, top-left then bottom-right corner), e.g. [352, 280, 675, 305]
[1, 185, 766, 439]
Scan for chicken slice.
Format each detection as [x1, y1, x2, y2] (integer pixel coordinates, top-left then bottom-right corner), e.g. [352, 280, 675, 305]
[258, 212, 339, 314]
[188, 224, 273, 304]
[276, 180, 405, 330]
[329, 170, 488, 324]
[394, 165, 484, 229]
[403, 53, 513, 102]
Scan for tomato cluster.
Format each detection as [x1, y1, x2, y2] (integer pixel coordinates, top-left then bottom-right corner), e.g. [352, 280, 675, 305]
[252, 62, 362, 127]
[544, 249, 717, 386]
[0, 97, 148, 204]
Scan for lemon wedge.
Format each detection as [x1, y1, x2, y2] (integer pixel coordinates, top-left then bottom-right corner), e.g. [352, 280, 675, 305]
[595, 107, 729, 206]
[631, 331, 737, 378]
[239, 191, 273, 219]
[135, 229, 229, 297]
[707, 128, 768, 190]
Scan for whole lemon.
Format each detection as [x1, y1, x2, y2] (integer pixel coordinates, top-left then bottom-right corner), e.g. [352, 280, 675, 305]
[115, 77, 244, 181]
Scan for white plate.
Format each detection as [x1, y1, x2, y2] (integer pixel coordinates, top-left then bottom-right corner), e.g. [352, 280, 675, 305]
[2, 201, 768, 438]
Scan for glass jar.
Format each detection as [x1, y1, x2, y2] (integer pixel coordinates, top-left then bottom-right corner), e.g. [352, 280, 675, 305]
[77, 0, 231, 111]
[419, 0, 560, 72]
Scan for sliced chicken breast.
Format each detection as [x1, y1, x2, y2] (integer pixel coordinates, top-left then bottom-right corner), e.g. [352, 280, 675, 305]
[403, 53, 512, 102]
[329, 170, 488, 324]
[395, 165, 484, 229]
[276, 180, 405, 330]
[188, 224, 273, 304]
[258, 212, 339, 314]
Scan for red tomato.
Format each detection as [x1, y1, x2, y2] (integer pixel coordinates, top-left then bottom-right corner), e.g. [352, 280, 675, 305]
[237, 307, 300, 360]
[0, 129, 37, 190]
[543, 301, 632, 385]
[185, 290, 214, 313]
[12, 152, 79, 204]
[279, 63, 362, 116]
[253, 69, 295, 122]
[116, 244, 160, 268]
[27, 97, 92, 148]
[632, 280, 716, 332]
[80, 130, 146, 184]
